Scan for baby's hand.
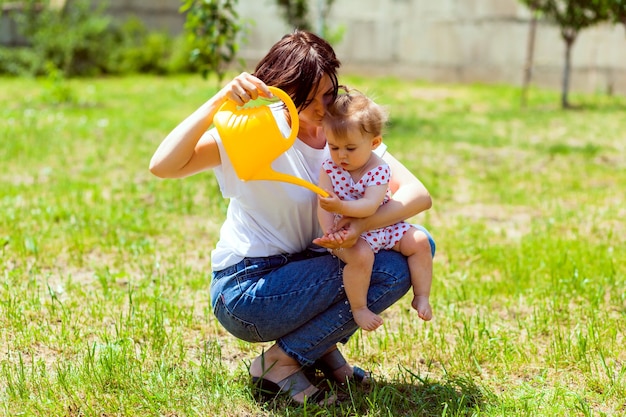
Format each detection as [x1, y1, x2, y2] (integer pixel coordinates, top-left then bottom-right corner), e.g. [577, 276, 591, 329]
[312, 229, 349, 249]
[318, 191, 344, 214]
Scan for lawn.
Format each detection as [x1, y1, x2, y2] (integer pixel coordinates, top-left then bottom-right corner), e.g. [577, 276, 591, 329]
[1, 73, 625, 416]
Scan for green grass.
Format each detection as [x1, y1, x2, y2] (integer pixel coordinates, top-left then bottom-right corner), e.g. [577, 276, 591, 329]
[1, 73, 625, 416]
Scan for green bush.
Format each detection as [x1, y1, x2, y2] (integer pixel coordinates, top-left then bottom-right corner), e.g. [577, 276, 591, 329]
[0, 0, 197, 77]
[105, 17, 197, 75]
[165, 35, 200, 74]
[0, 46, 39, 76]
[11, 0, 117, 76]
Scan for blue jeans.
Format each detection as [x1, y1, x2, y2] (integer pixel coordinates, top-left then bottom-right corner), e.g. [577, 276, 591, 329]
[210, 225, 435, 366]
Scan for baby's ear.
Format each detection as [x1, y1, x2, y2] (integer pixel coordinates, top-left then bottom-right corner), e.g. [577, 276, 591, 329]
[372, 135, 383, 149]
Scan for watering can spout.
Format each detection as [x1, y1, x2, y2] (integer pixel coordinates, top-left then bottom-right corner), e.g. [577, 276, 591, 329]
[214, 86, 329, 197]
[255, 167, 329, 197]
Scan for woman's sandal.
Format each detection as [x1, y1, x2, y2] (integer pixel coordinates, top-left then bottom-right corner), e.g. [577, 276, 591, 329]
[312, 348, 372, 385]
[251, 369, 334, 405]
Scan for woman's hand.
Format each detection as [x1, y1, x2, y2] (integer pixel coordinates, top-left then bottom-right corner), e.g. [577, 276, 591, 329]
[221, 72, 274, 106]
[313, 229, 348, 249]
[313, 217, 364, 249]
[331, 216, 365, 248]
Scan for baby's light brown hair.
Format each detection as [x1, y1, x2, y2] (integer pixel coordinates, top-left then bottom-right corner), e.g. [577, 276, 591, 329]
[322, 87, 388, 140]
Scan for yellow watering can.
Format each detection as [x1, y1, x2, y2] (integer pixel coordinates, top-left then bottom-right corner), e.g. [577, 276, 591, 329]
[214, 86, 329, 197]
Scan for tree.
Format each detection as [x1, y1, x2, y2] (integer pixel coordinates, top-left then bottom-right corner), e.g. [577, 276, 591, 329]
[180, 0, 245, 82]
[607, 0, 626, 33]
[521, 12, 538, 107]
[519, 0, 609, 108]
[179, 0, 341, 82]
[275, 0, 311, 31]
[275, 0, 337, 38]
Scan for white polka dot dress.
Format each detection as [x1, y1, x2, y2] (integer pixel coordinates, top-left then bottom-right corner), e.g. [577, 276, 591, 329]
[322, 159, 412, 253]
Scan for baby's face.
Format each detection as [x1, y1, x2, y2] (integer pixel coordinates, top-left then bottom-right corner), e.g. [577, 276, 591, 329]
[326, 130, 376, 173]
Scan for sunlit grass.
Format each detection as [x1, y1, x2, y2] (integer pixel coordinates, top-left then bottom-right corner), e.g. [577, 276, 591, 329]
[1, 73, 625, 416]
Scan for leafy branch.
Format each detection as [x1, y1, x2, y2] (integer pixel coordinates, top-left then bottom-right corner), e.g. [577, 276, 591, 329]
[180, 0, 245, 81]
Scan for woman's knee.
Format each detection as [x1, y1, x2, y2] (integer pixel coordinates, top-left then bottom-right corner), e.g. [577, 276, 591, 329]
[368, 251, 412, 311]
[371, 250, 411, 284]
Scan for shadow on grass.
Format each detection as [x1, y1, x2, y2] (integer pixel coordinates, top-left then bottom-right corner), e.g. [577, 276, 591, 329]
[347, 372, 488, 417]
[564, 100, 626, 112]
[249, 369, 491, 416]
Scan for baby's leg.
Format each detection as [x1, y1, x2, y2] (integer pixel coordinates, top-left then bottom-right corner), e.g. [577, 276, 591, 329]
[333, 239, 383, 331]
[395, 227, 433, 321]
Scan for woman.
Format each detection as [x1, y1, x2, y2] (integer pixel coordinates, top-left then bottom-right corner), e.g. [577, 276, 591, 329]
[149, 30, 434, 405]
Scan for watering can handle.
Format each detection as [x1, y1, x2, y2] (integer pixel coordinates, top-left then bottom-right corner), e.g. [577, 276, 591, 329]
[217, 86, 300, 143]
[261, 87, 326, 196]
[215, 85, 327, 196]
[266, 86, 299, 144]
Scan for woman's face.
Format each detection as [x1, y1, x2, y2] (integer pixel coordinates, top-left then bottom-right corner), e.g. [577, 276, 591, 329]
[297, 74, 335, 130]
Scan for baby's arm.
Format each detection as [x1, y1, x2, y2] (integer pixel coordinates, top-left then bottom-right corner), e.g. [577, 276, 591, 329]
[325, 183, 388, 218]
[317, 168, 341, 234]
[318, 160, 388, 219]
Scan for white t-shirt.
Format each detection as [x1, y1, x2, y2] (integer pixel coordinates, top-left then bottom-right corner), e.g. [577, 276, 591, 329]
[210, 103, 387, 271]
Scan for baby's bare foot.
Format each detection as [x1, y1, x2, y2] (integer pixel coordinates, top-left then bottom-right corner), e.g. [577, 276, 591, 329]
[412, 295, 433, 321]
[353, 307, 383, 331]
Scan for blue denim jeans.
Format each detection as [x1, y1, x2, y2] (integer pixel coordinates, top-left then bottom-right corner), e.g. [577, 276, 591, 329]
[210, 225, 435, 366]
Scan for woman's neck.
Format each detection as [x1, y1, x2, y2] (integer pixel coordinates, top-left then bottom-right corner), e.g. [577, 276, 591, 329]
[298, 124, 327, 149]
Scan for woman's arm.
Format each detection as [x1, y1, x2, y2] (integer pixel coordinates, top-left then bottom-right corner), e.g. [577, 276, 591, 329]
[365, 151, 432, 229]
[149, 72, 272, 179]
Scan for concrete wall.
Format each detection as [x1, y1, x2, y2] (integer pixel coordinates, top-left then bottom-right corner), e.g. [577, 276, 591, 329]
[235, 0, 626, 94]
[2, 0, 625, 94]
[103, 0, 185, 35]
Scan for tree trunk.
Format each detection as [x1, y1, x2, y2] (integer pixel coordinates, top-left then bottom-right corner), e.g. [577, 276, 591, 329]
[521, 14, 537, 107]
[562, 37, 574, 109]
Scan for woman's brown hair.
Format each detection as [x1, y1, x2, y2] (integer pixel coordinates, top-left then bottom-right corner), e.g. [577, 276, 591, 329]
[253, 30, 341, 110]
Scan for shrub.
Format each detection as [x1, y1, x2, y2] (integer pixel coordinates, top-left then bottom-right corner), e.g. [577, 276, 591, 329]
[12, 0, 117, 76]
[0, 0, 195, 77]
[0, 46, 39, 76]
[105, 17, 198, 75]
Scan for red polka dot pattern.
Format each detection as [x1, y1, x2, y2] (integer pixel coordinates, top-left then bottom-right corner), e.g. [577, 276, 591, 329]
[322, 158, 412, 252]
